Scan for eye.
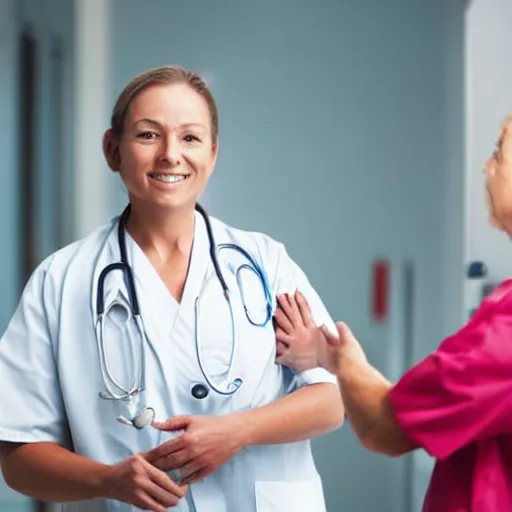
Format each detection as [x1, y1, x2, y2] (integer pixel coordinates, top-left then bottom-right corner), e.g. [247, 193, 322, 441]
[183, 134, 200, 143]
[136, 131, 158, 140]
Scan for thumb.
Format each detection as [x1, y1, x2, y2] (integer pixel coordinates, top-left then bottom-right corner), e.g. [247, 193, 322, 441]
[336, 321, 356, 345]
[152, 415, 191, 432]
[321, 324, 342, 346]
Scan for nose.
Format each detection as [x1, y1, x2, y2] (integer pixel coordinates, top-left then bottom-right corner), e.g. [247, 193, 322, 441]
[159, 134, 180, 165]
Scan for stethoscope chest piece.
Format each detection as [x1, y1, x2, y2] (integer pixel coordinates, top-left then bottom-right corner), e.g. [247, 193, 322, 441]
[117, 406, 156, 429]
[191, 383, 209, 399]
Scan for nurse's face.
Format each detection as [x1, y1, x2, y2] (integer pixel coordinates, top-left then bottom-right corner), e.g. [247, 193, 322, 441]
[484, 116, 512, 234]
[105, 82, 217, 212]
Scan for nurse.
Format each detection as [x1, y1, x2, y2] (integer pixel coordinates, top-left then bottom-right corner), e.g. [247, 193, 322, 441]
[0, 65, 343, 512]
[274, 114, 512, 512]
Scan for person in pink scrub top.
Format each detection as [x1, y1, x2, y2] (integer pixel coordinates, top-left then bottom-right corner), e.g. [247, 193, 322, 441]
[272, 114, 512, 512]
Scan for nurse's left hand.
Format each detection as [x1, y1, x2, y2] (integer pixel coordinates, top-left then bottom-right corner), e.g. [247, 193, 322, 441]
[147, 415, 245, 485]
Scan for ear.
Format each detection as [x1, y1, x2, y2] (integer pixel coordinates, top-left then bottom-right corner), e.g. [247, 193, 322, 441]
[103, 129, 121, 172]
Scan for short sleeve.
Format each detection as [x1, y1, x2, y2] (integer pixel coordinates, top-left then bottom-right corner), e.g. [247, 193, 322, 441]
[273, 243, 337, 387]
[388, 288, 512, 460]
[0, 260, 69, 445]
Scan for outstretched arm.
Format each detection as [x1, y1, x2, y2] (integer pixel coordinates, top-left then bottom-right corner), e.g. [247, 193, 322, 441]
[330, 343, 416, 456]
[275, 291, 415, 456]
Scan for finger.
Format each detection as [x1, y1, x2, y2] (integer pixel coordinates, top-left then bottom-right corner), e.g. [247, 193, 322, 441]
[152, 415, 191, 432]
[277, 293, 302, 326]
[133, 489, 167, 512]
[275, 325, 291, 359]
[146, 461, 188, 500]
[152, 449, 192, 472]
[276, 294, 295, 324]
[275, 352, 307, 372]
[179, 460, 206, 482]
[143, 479, 181, 510]
[163, 449, 192, 472]
[181, 466, 213, 485]
[337, 321, 354, 341]
[276, 341, 288, 359]
[295, 290, 315, 328]
[275, 326, 291, 344]
[333, 321, 357, 346]
[144, 433, 188, 462]
[273, 305, 293, 334]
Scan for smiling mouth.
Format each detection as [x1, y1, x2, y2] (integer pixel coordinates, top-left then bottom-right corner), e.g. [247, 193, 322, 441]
[148, 173, 190, 184]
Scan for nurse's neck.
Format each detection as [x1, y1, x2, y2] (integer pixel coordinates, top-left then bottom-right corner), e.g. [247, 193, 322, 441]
[125, 202, 195, 265]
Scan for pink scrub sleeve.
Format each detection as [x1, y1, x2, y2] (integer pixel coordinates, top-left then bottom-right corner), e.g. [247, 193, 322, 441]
[388, 280, 512, 460]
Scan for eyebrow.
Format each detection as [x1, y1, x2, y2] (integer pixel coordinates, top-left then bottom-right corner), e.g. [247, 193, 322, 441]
[132, 118, 206, 130]
[133, 118, 162, 129]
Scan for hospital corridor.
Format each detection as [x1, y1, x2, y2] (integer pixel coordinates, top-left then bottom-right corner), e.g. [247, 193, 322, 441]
[0, 0, 511, 510]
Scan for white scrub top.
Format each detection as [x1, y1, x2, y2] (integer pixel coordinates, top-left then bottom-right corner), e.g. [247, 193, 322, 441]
[0, 211, 338, 512]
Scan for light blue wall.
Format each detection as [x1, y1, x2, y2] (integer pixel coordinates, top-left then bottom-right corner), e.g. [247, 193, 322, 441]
[0, 0, 24, 506]
[0, 0, 74, 326]
[0, 0, 466, 510]
[36, 0, 76, 256]
[441, 2, 466, 339]
[0, 0, 20, 344]
[108, 1, 466, 510]
[0, 0, 74, 508]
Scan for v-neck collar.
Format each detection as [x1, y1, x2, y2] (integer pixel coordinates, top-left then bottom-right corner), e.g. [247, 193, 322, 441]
[123, 209, 211, 327]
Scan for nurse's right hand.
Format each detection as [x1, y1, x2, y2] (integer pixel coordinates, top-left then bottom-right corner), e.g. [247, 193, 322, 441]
[99, 453, 188, 511]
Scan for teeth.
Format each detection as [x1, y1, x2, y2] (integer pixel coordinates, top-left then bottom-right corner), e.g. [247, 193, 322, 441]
[150, 174, 187, 183]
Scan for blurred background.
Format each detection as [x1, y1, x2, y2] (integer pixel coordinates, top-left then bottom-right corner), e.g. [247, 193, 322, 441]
[0, 0, 511, 510]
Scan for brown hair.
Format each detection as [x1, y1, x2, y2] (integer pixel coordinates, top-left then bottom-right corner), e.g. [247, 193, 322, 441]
[110, 64, 219, 142]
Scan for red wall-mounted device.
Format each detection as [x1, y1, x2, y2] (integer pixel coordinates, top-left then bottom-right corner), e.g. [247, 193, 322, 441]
[372, 259, 389, 322]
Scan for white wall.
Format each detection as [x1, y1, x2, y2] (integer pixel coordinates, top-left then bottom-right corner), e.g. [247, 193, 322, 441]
[465, 0, 512, 284]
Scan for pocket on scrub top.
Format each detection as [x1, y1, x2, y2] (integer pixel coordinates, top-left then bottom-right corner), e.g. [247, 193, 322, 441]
[254, 474, 326, 512]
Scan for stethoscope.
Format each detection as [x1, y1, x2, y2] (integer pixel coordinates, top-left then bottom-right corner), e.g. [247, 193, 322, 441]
[96, 203, 273, 429]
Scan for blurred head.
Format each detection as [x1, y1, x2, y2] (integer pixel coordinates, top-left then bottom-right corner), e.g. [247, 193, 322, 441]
[103, 65, 219, 213]
[484, 115, 512, 235]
